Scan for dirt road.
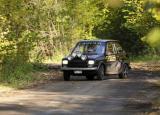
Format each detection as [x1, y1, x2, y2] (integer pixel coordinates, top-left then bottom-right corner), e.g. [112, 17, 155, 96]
[0, 69, 160, 115]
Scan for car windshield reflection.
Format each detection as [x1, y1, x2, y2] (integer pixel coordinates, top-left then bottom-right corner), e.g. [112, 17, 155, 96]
[72, 42, 105, 55]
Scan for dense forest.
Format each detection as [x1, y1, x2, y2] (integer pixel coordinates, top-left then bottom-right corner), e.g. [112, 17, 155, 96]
[0, 0, 160, 86]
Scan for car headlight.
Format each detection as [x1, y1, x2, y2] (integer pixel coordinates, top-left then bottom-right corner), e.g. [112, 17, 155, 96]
[62, 60, 68, 65]
[88, 60, 95, 65]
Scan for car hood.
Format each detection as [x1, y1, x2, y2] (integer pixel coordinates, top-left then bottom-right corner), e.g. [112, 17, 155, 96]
[63, 54, 104, 61]
[87, 54, 104, 60]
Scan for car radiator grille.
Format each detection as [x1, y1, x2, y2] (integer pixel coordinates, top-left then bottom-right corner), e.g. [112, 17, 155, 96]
[68, 58, 88, 68]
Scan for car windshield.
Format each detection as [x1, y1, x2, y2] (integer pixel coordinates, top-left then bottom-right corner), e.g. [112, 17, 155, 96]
[72, 42, 105, 55]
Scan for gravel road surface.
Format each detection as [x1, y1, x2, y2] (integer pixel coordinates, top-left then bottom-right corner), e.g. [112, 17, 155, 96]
[0, 69, 160, 115]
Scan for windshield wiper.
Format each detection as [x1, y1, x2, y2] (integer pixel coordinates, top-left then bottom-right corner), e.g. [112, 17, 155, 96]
[83, 52, 98, 55]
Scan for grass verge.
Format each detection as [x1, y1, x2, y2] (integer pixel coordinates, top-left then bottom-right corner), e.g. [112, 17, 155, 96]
[0, 62, 50, 89]
[0, 61, 62, 89]
[130, 55, 160, 63]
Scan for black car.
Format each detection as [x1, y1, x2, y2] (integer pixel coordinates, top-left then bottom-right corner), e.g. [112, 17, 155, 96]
[61, 40, 130, 81]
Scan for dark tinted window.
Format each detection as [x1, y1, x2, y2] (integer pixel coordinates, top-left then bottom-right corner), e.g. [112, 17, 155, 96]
[72, 42, 105, 55]
[114, 42, 123, 53]
[106, 42, 117, 55]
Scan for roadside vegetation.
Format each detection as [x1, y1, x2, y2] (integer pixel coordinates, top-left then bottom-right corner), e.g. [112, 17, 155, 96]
[131, 55, 160, 63]
[0, 0, 160, 88]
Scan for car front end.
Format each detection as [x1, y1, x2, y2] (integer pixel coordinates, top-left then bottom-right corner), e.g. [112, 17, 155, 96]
[61, 41, 105, 78]
[61, 55, 99, 76]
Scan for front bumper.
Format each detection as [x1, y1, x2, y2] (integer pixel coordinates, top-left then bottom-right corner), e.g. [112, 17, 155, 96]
[61, 67, 98, 76]
[61, 67, 98, 71]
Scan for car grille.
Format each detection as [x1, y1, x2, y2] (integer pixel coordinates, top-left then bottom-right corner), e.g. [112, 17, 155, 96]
[68, 58, 88, 68]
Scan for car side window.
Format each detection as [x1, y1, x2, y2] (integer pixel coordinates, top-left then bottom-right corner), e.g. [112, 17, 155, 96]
[106, 42, 115, 55]
[112, 43, 118, 54]
[114, 42, 123, 53]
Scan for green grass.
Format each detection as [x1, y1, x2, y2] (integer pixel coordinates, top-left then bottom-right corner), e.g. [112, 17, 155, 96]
[0, 63, 37, 89]
[0, 53, 64, 89]
[130, 55, 160, 63]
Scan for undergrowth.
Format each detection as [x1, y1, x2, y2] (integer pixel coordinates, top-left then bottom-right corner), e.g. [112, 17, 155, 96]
[130, 55, 160, 63]
[0, 62, 37, 89]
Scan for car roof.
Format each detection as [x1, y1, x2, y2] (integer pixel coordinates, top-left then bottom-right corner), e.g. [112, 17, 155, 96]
[80, 39, 118, 43]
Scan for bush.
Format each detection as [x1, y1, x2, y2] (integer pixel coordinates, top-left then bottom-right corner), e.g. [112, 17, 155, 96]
[130, 55, 160, 63]
[0, 60, 35, 88]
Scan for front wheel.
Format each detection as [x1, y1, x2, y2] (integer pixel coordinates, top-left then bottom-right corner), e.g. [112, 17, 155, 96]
[63, 71, 70, 81]
[97, 66, 105, 80]
[119, 64, 128, 79]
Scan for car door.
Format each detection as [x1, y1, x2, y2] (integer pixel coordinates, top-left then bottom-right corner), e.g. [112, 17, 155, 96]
[115, 42, 130, 68]
[105, 42, 122, 74]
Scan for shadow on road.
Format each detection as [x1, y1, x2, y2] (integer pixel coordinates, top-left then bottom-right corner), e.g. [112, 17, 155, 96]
[0, 68, 159, 115]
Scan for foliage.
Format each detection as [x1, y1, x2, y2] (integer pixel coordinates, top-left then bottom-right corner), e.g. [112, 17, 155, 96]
[143, 0, 160, 48]
[0, 0, 160, 87]
[130, 55, 160, 63]
[0, 62, 35, 88]
[142, 28, 160, 48]
[146, 0, 160, 21]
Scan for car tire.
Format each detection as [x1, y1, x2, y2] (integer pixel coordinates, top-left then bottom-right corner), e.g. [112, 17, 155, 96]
[119, 64, 128, 79]
[86, 75, 94, 80]
[97, 65, 105, 80]
[63, 71, 70, 81]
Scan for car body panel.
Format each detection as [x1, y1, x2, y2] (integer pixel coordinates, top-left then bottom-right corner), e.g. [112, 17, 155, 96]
[61, 39, 130, 76]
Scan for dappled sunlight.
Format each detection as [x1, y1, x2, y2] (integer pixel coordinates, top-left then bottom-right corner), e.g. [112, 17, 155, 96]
[107, 0, 123, 8]
[0, 85, 15, 97]
[0, 90, 108, 114]
[0, 73, 160, 114]
[0, 0, 160, 114]
[146, 0, 160, 21]
[142, 27, 160, 48]
[1, 0, 160, 88]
